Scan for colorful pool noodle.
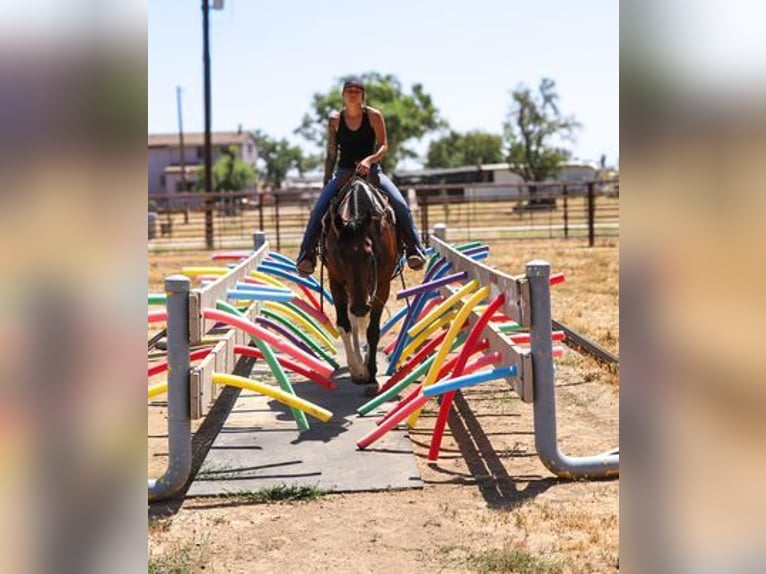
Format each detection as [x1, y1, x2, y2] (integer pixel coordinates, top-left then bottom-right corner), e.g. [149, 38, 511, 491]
[248, 270, 286, 287]
[396, 271, 468, 300]
[263, 301, 337, 352]
[255, 316, 316, 357]
[376, 351, 500, 428]
[357, 331, 469, 416]
[148, 347, 212, 377]
[212, 373, 332, 422]
[422, 366, 517, 397]
[201, 309, 334, 378]
[234, 345, 336, 390]
[406, 285, 490, 428]
[216, 300, 310, 431]
[181, 266, 228, 277]
[211, 250, 252, 261]
[428, 294, 505, 459]
[376, 330, 449, 395]
[407, 280, 480, 339]
[396, 310, 459, 368]
[148, 310, 168, 323]
[266, 251, 298, 266]
[257, 262, 334, 303]
[148, 293, 167, 306]
[232, 282, 294, 294]
[227, 289, 295, 303]
[381, 292, 440, 345]
[259, 309, 339, 368]
[296, 283, 323, 313]
[356, 393, 430, 449]
[385, 242, 492, 374]
[384, 263, 453, 375]
[384, 242, 486, 372]
[389, 294, 444, 347]
[290, 298, 339, 339]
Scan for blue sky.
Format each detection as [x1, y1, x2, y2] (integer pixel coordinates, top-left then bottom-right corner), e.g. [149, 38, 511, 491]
[149, 0, 619, 168]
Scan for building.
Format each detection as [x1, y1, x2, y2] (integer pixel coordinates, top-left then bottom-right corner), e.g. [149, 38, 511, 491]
[147, 129, 259, 201]
[393, 161, 600, 201]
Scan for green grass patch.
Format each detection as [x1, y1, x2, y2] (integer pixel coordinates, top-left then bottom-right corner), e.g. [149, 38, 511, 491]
[227, 484, 327, 503]
[148, 541, 207, 574]
[466, 548, 570, 574]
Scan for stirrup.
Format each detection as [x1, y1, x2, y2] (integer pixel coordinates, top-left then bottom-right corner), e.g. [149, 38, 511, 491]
[405, 246, 426, 271]
[296, 252, 316, 276]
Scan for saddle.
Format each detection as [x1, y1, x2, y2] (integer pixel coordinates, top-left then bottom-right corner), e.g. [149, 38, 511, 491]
[320, 175, 402, 273]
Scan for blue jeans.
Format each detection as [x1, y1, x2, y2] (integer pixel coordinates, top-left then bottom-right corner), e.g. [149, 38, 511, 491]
[299, 165, 423, 256]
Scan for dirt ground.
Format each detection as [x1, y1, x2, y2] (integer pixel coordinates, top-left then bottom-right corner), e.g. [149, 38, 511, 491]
[148, 238, 619, 573]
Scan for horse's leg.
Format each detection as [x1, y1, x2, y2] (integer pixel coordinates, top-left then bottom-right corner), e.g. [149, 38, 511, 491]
[365, 303, 383, 390]
[333, 280, 367, 382]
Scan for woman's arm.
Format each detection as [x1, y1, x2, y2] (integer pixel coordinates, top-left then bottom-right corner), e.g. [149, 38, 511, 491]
[323, 113, 340, 185]
[357, 107, 388, 173]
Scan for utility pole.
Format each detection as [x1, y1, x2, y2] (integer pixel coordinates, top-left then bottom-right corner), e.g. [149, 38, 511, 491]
[202, 0, 214, 248]
[176, 86, 190, 223]
[202, 0, 224, 248]
[176, 86, 187, 191]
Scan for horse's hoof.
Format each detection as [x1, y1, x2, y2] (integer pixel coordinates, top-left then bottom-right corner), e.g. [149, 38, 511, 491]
[363, 382, 379, 397]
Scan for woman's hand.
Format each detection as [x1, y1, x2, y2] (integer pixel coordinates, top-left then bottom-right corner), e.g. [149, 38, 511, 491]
[356, 157, 373, 176]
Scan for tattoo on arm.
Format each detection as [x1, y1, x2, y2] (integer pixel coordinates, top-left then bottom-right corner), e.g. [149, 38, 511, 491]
[324, 119, 337, 185]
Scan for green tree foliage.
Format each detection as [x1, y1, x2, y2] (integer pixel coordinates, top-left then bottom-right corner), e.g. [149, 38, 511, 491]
[252, 131, 320, 189]
[195, 145, 256, 215]
[425, 130, 504, 168]
[195, 145, 256, 192]
[503, 77, 580, 183]
[295, 72, 446, 171]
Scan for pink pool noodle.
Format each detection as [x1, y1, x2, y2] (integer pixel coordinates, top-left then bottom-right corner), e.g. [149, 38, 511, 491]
[147, 347, 212, 377]
[202, 309, 333, 378]
[428, 294, 506, 460]
[234, 345, 336, 390]
[357, 393, 430, 450]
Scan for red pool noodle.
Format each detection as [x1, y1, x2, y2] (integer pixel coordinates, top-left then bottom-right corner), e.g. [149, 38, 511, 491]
[428, 294, 506, 460]
[234, 345, 336, 390]
[377, 330, 449, 395]
[357, 393, 430, 450]
[202, 309, 333, 378]
[147, 347, 212, 377]
[148, 310, 168, 324]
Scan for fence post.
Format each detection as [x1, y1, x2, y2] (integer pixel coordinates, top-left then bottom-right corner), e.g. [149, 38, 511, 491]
[253, 231, 266, 250]
[258, 191, 265, 233]
[587, 182, 595, 247]
[148, 275, 191, 500]
[420, 191, 429, 246]
[433, 223, 447, 242]
[562, 185, 569, 239]
[274, 192, 281, 252]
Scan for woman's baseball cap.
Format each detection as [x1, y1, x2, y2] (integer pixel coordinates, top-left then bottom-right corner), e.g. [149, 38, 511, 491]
[342, 78, 365, 92]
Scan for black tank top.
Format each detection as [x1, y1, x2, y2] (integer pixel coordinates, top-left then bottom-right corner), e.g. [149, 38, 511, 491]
[336, 108, 376, 169]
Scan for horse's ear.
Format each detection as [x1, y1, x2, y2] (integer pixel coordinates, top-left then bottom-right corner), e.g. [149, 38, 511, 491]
[367, 171, 381, 189]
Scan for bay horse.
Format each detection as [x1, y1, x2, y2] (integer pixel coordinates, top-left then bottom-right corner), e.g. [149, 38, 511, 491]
[322, 174, 400, 390]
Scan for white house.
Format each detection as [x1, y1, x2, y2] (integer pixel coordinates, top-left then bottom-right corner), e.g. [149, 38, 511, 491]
[147, 129, 258, 199]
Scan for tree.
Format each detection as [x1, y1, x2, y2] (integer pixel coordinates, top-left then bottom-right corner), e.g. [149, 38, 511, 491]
[295, 72, 446, 172]
[503, 77, 580, 208]
[195, 145, 256, 215]
[252, 131, 320, 190]
[425, 130, 504, 168]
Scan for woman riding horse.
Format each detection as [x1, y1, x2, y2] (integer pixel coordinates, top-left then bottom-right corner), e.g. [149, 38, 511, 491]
[296, 77, 426, 276]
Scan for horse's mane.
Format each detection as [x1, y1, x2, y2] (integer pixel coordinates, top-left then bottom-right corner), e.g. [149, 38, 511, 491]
[332, 177, 390, 238]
